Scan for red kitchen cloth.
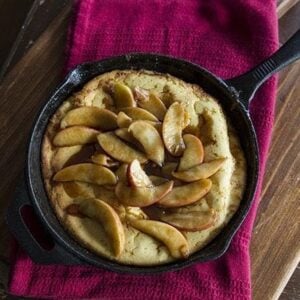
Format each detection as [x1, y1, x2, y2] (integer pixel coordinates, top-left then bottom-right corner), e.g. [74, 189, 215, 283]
[8, 0, 278, 299]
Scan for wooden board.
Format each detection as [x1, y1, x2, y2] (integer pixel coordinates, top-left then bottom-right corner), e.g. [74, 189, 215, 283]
[0, 0, 299, 299]
[251, 3, 300, 299]
[251, 61, 300, 300]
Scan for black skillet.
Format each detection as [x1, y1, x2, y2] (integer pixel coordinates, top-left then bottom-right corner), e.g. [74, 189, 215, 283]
[7, 30, 300, 274]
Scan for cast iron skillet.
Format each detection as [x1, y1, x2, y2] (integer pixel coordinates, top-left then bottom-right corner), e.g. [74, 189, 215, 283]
[7, 30, 300, 274]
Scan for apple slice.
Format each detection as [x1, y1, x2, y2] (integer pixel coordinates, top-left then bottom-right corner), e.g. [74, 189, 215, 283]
[63, 181, 124, 214]
[129, 120, 164, 166]
[125, 207, 148, 220]
[53, 126, 99, 146]
[127, 218, 189, 259]
[160, 209, 218, 231]
[157, 179, 212, 207]
[162, 102, 188, 156]
[73, 198, 125, 257]
[114, 128, 141, 148]
[177, 134, 204, 171]
[53, 163, 117, 185]
[91, 153, 118, 167]
[137, 93, 167, 121]
[172, 158, 226, 182]
[93, 186, 126, 218]
[52, 145, 83, 171]
[115, 180, 173, 207]
[122, 107, 158, 122]
[127, 159, 152, 187]
[60, 107, 118, 130]
[115, 164, 129, 182]
[133, 86, 149, 101]
[113, 83, 136, 108]
[63, 181, 95, 198]
[117, 111, 132, 128]
[97, 132, 147, 163]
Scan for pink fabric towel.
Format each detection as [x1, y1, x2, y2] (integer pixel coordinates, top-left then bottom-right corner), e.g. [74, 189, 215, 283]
[9, 1, 278, 299]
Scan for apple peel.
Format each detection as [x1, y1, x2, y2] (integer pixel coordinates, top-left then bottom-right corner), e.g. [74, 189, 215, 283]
[173, 158, 226, 182]
[160, 209, 218, 231]
[178, 134, 204, 171]
[157, 179, 212, 207]
[162, 102, 188, 156]
[115, 180, 173, 207]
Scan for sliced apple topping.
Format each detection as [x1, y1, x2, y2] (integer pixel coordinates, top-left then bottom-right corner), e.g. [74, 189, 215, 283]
[157, 179, 212, 207]
[160, 209, 218, 231]
[63, 181, 95, 198]
[115, 180, 173, 207]
[63, 181, 125, 215]
[60, 107, 118, 130]
[122, 107, 158, 122]
[53, 163, 117, 185]
[97, 132, 147, 163]
[173, 158, 226, 182]
[127, 218, 189, 259]
[127, 160, 152, 187]
[113, 83, 136, 108]
[91, 153, 118, 167]
[117, 111, 132, 128]
[177, 134, 204, 171]
[125, 207, 148, 220]
[48, 80, 235, 261]
[162, 102, 189, 156]
[63, 182, 125, 216]
[137, 92, 167, 121]
[52, 145, 83, 171]
[115, 164, 129, 182]
[133, 86, 149, 101]
[93, 187, 126, 218]
[73, 198, 125, 257]
[53, 126, 100, 146]
[114, 128, 141, 148]
[129, 121, 165, 166]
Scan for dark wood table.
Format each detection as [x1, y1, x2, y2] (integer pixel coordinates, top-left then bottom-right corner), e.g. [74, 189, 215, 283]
[0, 1, 299, 299]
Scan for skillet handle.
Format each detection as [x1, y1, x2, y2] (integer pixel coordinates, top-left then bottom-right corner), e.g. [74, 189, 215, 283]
[6, 179, 83, 265]
[225, 29, 300, 109]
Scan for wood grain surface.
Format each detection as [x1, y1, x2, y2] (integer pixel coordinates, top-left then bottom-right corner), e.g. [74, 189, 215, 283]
[0, 0, 70, 80]
[0, 2, 71, 261]
[251, 61, 300, 300]
[251, 3, 300, 299]
[277, 0, 300, 17]
[0, 0, 34, 68]
[0, 0, 299, 299]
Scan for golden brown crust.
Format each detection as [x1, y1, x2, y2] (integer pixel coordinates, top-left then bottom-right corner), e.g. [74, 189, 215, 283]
[41, 69, 247, 265]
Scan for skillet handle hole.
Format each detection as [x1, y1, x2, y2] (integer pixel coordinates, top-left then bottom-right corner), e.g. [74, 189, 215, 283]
[20, 205, 55, 251]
